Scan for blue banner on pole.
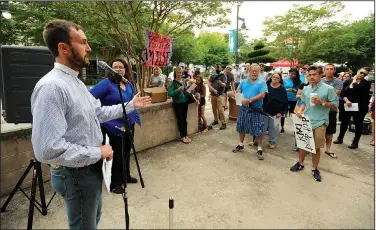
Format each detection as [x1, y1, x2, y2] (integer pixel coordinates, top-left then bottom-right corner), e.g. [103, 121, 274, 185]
[228, 29, 237, 54]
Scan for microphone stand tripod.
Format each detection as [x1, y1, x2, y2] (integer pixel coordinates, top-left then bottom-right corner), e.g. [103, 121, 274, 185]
[114, 79, 145, 230]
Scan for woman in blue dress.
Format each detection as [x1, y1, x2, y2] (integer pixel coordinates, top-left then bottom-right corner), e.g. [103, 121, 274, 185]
[90, 58, 141, 194]
[280, 67, 301, 133]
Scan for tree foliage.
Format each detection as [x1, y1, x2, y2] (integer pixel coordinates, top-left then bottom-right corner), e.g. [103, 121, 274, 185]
[196, 32, 231, 68]
[263, 1, 345, 62]
[298, 14, 374, 72]
[262, 2, 374, 72]
[246, 42, 276, 64]
[0, 1, 233, 90]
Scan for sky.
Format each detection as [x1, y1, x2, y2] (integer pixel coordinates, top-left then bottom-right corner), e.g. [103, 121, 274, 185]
[194, 1, 374, 41]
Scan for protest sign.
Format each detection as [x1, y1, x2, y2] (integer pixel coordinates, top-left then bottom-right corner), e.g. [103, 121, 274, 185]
[291, 114, 316, 154]
[141, 30, 173, 67]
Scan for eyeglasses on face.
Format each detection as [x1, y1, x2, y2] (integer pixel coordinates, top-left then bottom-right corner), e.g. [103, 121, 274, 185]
[359, 72, 368, 77]
[113, 66, 125, 70]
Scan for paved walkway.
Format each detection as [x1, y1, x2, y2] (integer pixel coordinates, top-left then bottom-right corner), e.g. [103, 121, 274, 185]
[1, 99, 374, 229]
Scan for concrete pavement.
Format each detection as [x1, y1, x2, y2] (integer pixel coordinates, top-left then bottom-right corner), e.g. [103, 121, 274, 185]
[1, 99, 374, 229]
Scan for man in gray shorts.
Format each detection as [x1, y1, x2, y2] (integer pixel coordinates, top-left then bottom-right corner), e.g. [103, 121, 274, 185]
[321, 63, 343, 158]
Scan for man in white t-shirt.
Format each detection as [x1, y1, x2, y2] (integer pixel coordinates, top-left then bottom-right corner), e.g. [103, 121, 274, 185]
[232, 64, 242, 89]
[168, 66, 176, 81]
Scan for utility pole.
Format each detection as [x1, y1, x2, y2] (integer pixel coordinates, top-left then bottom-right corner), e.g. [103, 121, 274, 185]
[235, 5, 239, 65]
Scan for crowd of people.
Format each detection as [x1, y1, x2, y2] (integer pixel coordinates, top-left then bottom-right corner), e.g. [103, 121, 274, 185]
[29, 18, 374, 229]
[163, 62, 374, 183]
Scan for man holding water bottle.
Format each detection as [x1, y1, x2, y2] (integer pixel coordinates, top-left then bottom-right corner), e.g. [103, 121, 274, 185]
[290, 66, 338, 182]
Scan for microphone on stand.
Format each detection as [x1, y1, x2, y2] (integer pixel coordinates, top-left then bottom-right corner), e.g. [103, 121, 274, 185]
[98, 61, 128, 83]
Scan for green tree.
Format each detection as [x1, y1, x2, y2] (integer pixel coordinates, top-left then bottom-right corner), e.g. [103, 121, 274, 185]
[246, 42, 276, 64]
[1, 1, 233, 90]
[298, 14, 375, 72]
[170, 31, 202, 65]
[196, 32, 230, 68]
[262, 1, 345, 62]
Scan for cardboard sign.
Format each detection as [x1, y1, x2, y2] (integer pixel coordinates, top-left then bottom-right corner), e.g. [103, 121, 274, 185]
[141, 30, 173, 67]
[291, 114, 316, 154]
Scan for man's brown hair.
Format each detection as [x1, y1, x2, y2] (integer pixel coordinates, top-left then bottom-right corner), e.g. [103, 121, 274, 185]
[43, 19, 82, 57]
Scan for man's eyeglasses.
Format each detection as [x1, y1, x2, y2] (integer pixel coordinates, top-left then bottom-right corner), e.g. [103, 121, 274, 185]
[360, 72, 368, 77]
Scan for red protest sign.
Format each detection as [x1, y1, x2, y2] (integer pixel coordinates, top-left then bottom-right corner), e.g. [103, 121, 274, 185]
[141, 30, 173, 67]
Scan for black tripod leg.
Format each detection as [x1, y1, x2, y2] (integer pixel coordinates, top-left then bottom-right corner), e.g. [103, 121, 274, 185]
[35, 162, 47, 215]
[1, 160, 34, 212]
[131, 144, 144, 188]
[27, 165, 38, 229]
[121, 133, 130, 230]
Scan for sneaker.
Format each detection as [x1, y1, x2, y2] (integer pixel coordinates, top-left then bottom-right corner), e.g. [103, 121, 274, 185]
[211, 120, 219, 126]
[219, 124, 227, 130]
[268, 143, 275, 149]
[232, 145, 244, 153]
[280, 128, 285, 134]
[290, 162, 304, 172]
[292, 146, 299, 151]
[257, 150, 264, 160]
[312, 169, 322, 182]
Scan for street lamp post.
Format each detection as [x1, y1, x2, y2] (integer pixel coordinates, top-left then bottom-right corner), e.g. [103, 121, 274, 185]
[0, 1, 12, 19]
[235, 4, 246, 65]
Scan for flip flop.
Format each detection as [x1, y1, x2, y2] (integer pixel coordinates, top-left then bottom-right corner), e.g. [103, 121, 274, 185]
[325, 151, 338, 159]
[181, 138, 190, 144]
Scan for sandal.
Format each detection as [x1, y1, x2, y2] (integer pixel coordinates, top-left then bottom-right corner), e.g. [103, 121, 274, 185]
[186, 136, 192, 142]
[371, 140, 374, 146]
[181, 137, 190, 144]
[325, 151, 338, 159]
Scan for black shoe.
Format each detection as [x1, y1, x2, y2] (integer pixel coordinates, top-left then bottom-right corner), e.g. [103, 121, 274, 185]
[312, 169, 322, 182]
[257, 150, 264, 160]
[219, 124, 227, 130]
[280, 128, 285, 134]
[333, 138, 343, 144]
[232, 145, 244, 153]
[290, 162, 304, 172]
[111, 185, 124, 194]
[348, 143, 358, 149]
[211, 120, 219, 126]
[127, 176, 138, 183]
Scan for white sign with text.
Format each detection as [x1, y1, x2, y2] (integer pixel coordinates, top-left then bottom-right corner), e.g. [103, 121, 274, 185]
[291, 114, 316, 154]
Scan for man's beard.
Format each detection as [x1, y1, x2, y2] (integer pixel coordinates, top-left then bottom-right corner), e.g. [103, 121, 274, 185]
[250, 75, 258, 80]
[68, 47, 89, 70]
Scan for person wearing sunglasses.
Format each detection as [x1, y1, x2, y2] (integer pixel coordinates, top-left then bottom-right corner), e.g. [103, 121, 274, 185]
[334, 68, 372, 149]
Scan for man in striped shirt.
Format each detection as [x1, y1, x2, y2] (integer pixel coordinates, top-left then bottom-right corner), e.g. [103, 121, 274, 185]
[31, 19, 151, 229]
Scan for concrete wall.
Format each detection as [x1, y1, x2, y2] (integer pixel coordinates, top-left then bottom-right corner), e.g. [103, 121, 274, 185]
[133, 99, 198, 151]
[0, 100, 198, 197]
